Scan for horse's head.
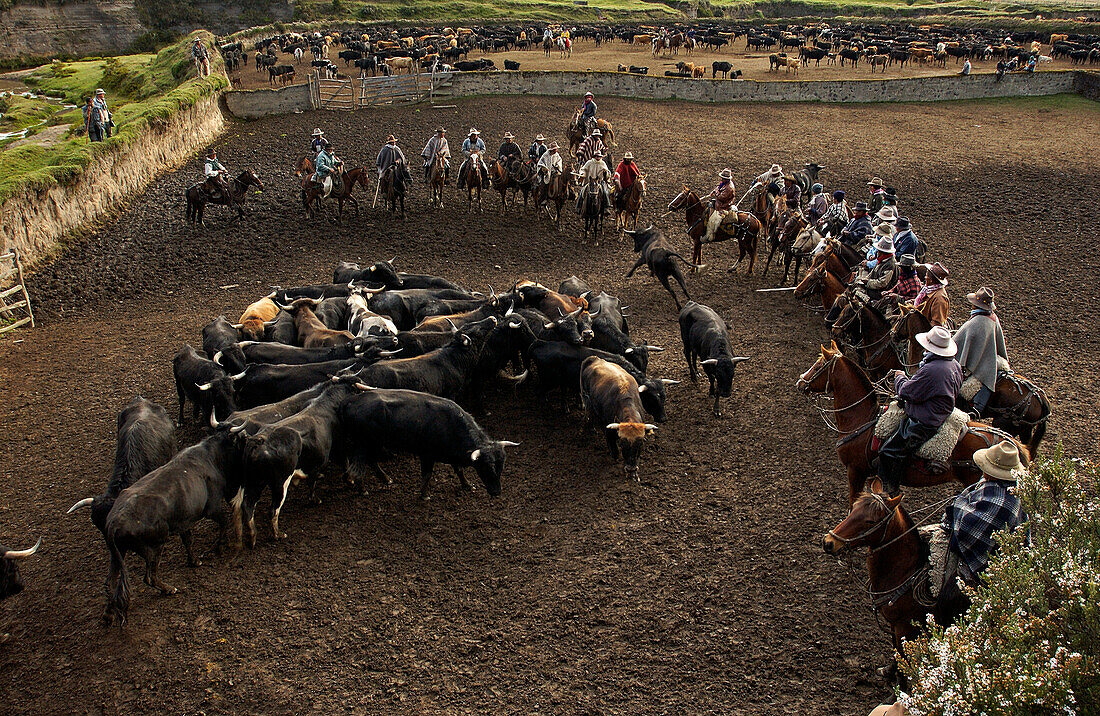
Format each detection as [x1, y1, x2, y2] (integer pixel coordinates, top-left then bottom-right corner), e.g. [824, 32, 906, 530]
[891, 304, 927, 343]
[239, 170, 264, 191]
[796, 340, 841, 394]
[667, 184, 694, 211]
[294, 156, 313, 178]
[639, 174, 648, 196]
[822, 484, 902, 555]
[351, 167, 370, 188]
[793, 265, 823, 299]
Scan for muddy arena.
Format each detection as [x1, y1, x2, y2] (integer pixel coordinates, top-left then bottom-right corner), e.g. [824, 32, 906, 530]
[2, 95, 1098, 714]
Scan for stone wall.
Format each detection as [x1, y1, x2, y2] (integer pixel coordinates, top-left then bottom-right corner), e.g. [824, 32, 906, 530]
[224, 83, 312, 118]
[1074, 71, 1100, 102]
[0, 95, 225, 265]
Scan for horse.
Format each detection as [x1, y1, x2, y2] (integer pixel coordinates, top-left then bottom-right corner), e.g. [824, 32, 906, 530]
[578, 178, 609, 244]
[543, 35, 553, 57]
[793, 264, 847, 313]
[557, 36, 571, 58]
[185, 170, 264, 226]
[893, 308, 1050, 455]
[752, 185, 782, 248]
[829, 292, 906, 380]
[566, 113, 615, 155]
[490, 158, 518, 215]
[823, 485, 968, 682]
[426, 152, 447, 209]
[510, 160, 536, 209]
[301, 165, 369, 221]
[379, 161, 411, 218]
[462, 152, 488, 213]
[535, 160, 575, 231]
[763, 212, 809, 284]
[667, 186, 761, 274]
[796, 341, 1030, 506]
[614, 176, 645, 232]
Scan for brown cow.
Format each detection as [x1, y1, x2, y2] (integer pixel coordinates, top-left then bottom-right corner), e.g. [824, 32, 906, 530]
[579, 356, 656, 481]
[633, 34, 653, 46]
[692, 65, 705, 78]
[277, 298, 355, 348]
[237, 295, 279, 342]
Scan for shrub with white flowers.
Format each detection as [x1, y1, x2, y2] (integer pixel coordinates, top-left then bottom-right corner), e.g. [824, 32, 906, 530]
[899, 447, 1099, 715]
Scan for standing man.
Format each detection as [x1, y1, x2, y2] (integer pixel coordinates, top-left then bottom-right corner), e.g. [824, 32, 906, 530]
[421, 127, 450, 182]
[192, 38, 211, 78]
[87, 88, 111, 142]
[376, 134, 407, 182]
[310, 128, 326, 157]
[457, 128, 488, 190]
[528, 133, 548, 162]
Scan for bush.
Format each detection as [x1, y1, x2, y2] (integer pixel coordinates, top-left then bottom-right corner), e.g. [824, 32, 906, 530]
[899, 448, 1100, 715]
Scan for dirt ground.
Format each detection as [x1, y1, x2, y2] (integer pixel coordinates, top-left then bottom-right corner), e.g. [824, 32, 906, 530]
[228, 35, 1079, 91]
[1, 95, 1098, 715]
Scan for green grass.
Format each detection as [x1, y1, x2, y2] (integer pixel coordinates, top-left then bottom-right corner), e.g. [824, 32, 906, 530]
[0, 31, 227, 206]
[0, 95, 61, 133]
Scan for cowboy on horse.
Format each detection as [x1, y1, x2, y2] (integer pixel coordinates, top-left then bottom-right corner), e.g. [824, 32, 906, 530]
[883, 253, 922, 305]
[817, 189, 852, 237]
[878, 326, 963, 496]
[701, 168, 737, 244]
[613, 152, 640, 209]
[838, 201, 874, 249]
[753, 163, 784, 195]
[498, 132, 522, 165]
[578, 91, 598, 136]
[892, 216, 923, 260]
[457, 128, 489, 190]
[313, 139, 342, 199]
[203, 148, 230, 204]
[576, 148, 611, 215]
[575, 128, 606, 166]
[914, 261, 951, 327]
[421, 127, 450, 182]
[528, 134, 548, 162]
[310, 128, 326, 157]
[536, 141, 563, 188]
[806, 183, 828, 224]
[376, 134, 407, 181]
[952, 287, 1009, 413]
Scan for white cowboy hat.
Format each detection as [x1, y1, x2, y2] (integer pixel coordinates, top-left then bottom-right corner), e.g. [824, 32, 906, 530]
[95, 88, 105, 96]
[469, 128, 480, 135]
[874, 223, 895, 239]
[584, 91, 594, 97]
[549, 142, 560, 150]
[873, 235, 895, 253]
[973, 440, 1023, 482]
[623, 151, 635, 160]
[503, 132, 514, 140]
[593, 149, 604, 157]
[875, 206, 898, 222]
[718, 168, 733, 180]
[769, 163, 782, 175]
[916, 325, 957, 357]
[312, 128, 324, 136]
[868, 176, 884, 187]
[535, 133, 546, 141]
[591, 128, 602, 136]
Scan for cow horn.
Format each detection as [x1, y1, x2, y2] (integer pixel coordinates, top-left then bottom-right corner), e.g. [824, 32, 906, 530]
[229, 424, 245, 434]
[210, 407, 222, 430]
[489, 285, 497, 298]
[625, 348, 633, 353]
[568, 307, 583, 318]
[637, 384, 647, 393]
[445, 318, 458, 332]
[660, 379, 681, 386]
[497, 440, 520, 448]
[732, 356, 751, 364]
[700, 359, 719, 366]
[504, 305, 514, 317]
[230, 323, 243, 329]
[213, 350, 225, 366]
[66, 498, 94, 514]
[388, 256, 396, 264]
[622, 228, 636, 236]
[581, 291, 591, 299]
[355, 382, 373, 391]
[498, 369, 528, 384]
[3, 538, 41, 559]
[643, 423, 658, 431]
[643, 345, 664, 352]
[229, 371, 247, 380]
[605, 422, 621, 430]
[195, 381, 213, 391]
[470, 449, 481, 461]
[238, 341, 257, 347]
[543, 322, 554, 330]
[274, 301, 293, 311]
[379, 349, 403, 356]
[587, 305, 601, 317]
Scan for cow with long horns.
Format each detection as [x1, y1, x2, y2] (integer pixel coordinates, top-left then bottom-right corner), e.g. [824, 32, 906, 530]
[1, 536, 41, 601]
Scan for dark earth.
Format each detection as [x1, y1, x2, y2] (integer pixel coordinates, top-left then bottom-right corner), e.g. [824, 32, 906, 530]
[1, 95, 1098, 714]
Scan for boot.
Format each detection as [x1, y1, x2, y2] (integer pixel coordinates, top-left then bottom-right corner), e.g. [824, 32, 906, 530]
[878, 456, 905, 497]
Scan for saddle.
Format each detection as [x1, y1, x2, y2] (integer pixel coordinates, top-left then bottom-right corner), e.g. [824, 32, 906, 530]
[959, 356, 1012, 401]
[918, 525, 951, 599]
[872, 402, 971, 464]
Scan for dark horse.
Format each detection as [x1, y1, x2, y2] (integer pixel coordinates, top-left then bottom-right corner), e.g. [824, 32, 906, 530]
[893, 307, 1050, 455]
[763, 212, 808, 285]
[301, 165, 370, 221]
[462, 152, 488, 213]
[579, 178, 609, 244]
[535, 160, 575, 231]
[426, 152, 447, 209]
[185, 170, 264, 226]
[566, 112, 615, 155]
[797, 341, 1030, 506]
[823, 486, 968, 682]
[667, 186, 761, 274]
[379, 161, 412, 218]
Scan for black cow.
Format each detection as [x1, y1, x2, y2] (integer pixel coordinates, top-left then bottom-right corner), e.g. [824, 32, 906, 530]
[504, 59, 520, 70]
[103, 432, 242, 625]
[394, 329, 455, 358]
[202, 316, 247, 374]
[66, 397, 177, 535]
[513, 307, 586, 346]
[213, 384, 326, 432]
[1, 536, 41, 601]
[238, 337, 396, 365]
[624, 225, 699, 310]
[333, 259, 465, 291]
[712, 61, 733, 78]
[354, 56, 379, 76]
[269, 65, 295, 85]
[678, 301, 751, 416]
[628, 65, 649, 75]
[340, 388, 518, 499]
[265, 310, 298, 345]
[557, 275, 591, 297]
[370, 288, 477, 330]
[338, 49, 362, 65]
[173, 345, 240, 425]
[792, 162, 826, 198]
[232, 358, 360, 409]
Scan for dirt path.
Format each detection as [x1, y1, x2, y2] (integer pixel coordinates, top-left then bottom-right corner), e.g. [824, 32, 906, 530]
[1, 95, 1097, 715]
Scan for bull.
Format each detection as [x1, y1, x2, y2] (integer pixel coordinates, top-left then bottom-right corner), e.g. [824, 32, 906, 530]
[202, 316, 247, 374]
[624, 226, 699, 310]
[173, 345, 241, 426]
[579, 356, 657, 481]
[678, 301, 751, 416]
[1, 537, 41, 601]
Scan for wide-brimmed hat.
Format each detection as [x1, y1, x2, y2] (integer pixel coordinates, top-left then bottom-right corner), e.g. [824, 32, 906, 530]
[95, 88, 105, 96]
[593, 149, 604, 158]
[769, 163, 782, 175]
[873, 236, 895, 253]
[867, 176, 884, 188]
[207, 148, 217, 156]
[876, 206, 898, 223]
[895, 217, 911, 230]
[535, 133, 545, 141]
[782, 174, 796, 182]
[591, 128, 602, 136]
[436, 126, 446, 133]
[974, 440, 1023, 482]
[812, 183, 823, 193]
[874, 223, 895, 239]
[549, 142, 560, 150]
[968, 286, 996, 312]
[469, 127, 480, 135]
[386, 134, 397, 143]
[853, 201, 868, 212]
[623, 151, 635, 160]
[833, 189, 846, 200]
[927, 261, 949, 285]
[584, 91, 593, 97]
[503, 131, 514, 140]
[916, 325, 957, 357]
[719, 168, 733, 180]
[312, 128, 324, 136]
[898, 253, 917, 268]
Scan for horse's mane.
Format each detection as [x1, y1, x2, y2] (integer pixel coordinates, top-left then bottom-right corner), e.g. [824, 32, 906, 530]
[836, 352, 876, 394]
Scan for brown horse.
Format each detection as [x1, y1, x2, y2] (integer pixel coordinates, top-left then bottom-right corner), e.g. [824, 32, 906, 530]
[893, 308, 1050, 455]
[463, 152, 488, 213]
[566, 113, 615, 155]
[379, 161, 411, 218]
[830, 293, 906, 380]
[823, 486, 968, 680]
[667, 186, 761, 274]
[490, 158, 517, 215]
[793, 264, 847, 312]
[301, 165, 369, 221]
[536, 160, 575, 230]
[185, 170, 264, 226]
[796, 341, 1029, 506]
[426, 152, 447, 209]
[614, 175, 645, 232]
[763, 212, 808, 285]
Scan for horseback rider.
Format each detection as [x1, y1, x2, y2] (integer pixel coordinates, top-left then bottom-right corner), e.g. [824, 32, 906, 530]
[203, 149, 230, 203]
[702, 168, 737, 245]
[613, 151, 640, 209]
[854, 235, 898, 300]
[576, 128, 606, 166]
[877, 325, 963, 496]
[937, 440, 1026, 601]
[914, 262, 951, 327]
[536, 141, 563, 189]
[838, 201, 874, 249]
[780, 174, 802, 210]
[872, 205, 898, 229]
[863, 224, 896, 270]
[457, 128, 488, 190]
[892, 217, 922, 261]
[376, 134, 407, 181]
[753, 164, 784, 195]
[952, 287, 1008, 413]
[420, 126, 450, 182]
[528, 134, 548, 162]
[867, 176, 887, 214]
[576, 148, 612, 215]
[314, 139, 341, 198]
[817, 189, 851, 236]
[883, 254, 922, 305]
[498, 132, 522, 166]
[578, 91, 598, 136]
[806, 183, 828, 224]
[310, 128, 326, 157]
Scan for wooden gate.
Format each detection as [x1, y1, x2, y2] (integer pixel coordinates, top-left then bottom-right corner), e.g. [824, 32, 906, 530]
[0, 250, 34, 335]
[309, 70, 454, 109]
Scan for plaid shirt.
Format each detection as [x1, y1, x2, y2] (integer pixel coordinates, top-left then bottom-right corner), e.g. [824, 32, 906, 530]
[891, 271, 921, 300]
[942, 479, 1026, 580]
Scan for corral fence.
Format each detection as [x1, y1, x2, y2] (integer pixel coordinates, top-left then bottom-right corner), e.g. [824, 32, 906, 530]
[307, 67, 455, 109]
[0, 250, 34, 335]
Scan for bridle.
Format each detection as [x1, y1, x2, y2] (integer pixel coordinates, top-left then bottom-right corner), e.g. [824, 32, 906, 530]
[827, 492, 896, 547]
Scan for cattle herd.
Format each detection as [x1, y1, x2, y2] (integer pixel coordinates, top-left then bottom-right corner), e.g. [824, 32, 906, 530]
[35, 252, 752, 626]
[217, 21, 1099, 84]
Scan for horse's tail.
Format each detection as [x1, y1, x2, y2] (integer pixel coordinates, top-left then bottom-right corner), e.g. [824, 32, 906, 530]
[1027, 388, 1051, 457]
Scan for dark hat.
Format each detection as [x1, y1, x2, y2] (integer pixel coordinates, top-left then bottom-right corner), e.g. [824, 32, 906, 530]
[927, 262, 949, 285]
[898, 253, 917, 267]
[895, 217, 911, 230]
[967, 286, 996, 312]
[833, 190, 846, 200]
[853, 201, 868, 212]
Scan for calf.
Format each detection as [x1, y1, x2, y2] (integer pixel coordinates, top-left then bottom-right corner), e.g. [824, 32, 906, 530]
[1, 537, 41, 601]
[202, 316, 247, 374]
[624, 225, 699, 310]
[237, 295, 279, 341]
[678, 301, 751, 416]
[579, 356, 657, 481]
[103, 432, 242, 625]
[173, 345, 240, 425]
[504, 59, 520, 70]
[67, 397, 177, 535]
[278, 297, 356, 348]
[339, 388, 518, 499]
